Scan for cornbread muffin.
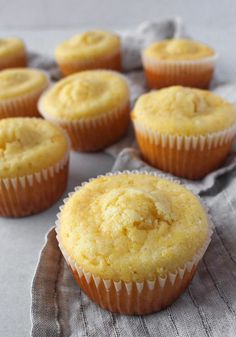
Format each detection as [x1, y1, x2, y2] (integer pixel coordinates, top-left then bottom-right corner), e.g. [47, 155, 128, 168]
[0, 118, 69, 217]
[55, 30, 121, 76]
[56, 171, 212, 314]
[132, 86, 236, 179]
[0, 68, 49, 118]
[142, 39, 217, 89]
[39, 70, 130, 151]
[0, 38, 27, 70]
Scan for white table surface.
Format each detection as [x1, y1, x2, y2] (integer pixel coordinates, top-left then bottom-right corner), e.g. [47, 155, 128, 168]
[1, 21, 236, 337]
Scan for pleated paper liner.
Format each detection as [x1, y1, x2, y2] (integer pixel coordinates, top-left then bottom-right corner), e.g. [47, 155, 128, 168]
[0, 150, 69, 218]
[142, 53, 218, 89]
[56, 170, 213, 315]
[0, 52, 27, 70]
[133, 121, 236, 179]
[57, 50, 122, 76]
[39, 99, 130, 152]
[0, 76, 50, 119]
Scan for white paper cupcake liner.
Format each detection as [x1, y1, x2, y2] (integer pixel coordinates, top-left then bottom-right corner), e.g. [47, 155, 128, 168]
[0, 73, 50, 118]
[0, 138, 70, 217]
[142, 53, 218, 88]
[0, 151, 69, 190]
[133, 121, 236, 179]
[39, 98, 129, 128]
[142, 53, 218, 69]
[55, 170, 213, 314]
[134, 121, 236, 151]
[38, 91, 130, 151]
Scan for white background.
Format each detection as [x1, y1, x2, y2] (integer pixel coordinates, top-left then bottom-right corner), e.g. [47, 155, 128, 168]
[0, 0, 235, 30]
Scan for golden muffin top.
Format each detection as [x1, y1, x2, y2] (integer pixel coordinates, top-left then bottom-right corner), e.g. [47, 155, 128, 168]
[0, 68, 49, 101]
[0, 38, 26, 58]
[132, 86, 236, 136]
[143, 39, 215, 61]
[0, 118, 69, 179]
[39, 70, 129, 120]
[55, 30, 121, 62]
[58, 173, 210, 282]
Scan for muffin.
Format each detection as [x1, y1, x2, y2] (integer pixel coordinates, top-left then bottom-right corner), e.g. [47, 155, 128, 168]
[55, 30, 122, 76]
[142, 39, 217, 89]
[0, 37, 27, 70]
[132, 86, 236, 179]
[38, 70, 130, 151]
[0, 118, 69, 217]
[56, 171, 212, 315]
[0, 68, 49, 118]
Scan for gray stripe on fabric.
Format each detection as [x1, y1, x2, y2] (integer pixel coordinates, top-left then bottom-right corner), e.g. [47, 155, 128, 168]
[78, 289, 123, 337]
[31, 229, 61, 337]
[114, 314, 154, 337]
[100, 310, 120, 337]
[110, 313, 120, 337]
[56, 255, 66, 337]
[203, 259, 236, 317]
[80, 289, 89, 337]
[144, 310, 180, 336]
[55, 255, 62, 337]
[166, 291, 211, 337]
[167, 308, 180, 336]
[59, 260, 88, 337]
[139, 317, 151, 337]
[187, 288, 212, 337]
